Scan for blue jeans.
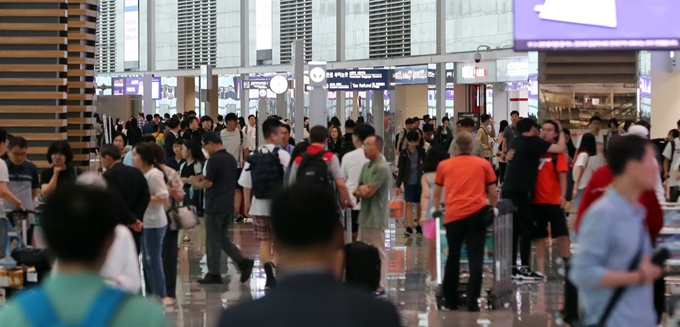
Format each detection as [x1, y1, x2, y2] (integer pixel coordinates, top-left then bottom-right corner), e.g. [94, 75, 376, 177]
[143, 226, 167, 298]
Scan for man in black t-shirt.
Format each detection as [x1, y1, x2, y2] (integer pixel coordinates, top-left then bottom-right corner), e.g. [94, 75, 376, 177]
[502, 118, 566, 281]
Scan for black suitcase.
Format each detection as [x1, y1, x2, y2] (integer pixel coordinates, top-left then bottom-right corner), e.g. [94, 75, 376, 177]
[344, 241, 380, 292]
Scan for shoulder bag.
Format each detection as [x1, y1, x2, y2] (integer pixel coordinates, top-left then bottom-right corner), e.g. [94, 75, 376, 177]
[166, 198, 200, 231]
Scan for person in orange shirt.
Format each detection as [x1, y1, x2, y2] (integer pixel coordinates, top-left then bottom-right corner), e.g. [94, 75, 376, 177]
[432, 132, 498, 311]
[533, 120, 571, 279]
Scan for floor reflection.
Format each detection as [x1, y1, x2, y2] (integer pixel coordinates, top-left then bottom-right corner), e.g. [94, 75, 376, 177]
[167, 219, 567, 327]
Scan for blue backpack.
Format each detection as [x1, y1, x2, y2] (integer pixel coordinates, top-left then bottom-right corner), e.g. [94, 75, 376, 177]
[15, 287, 128, 327]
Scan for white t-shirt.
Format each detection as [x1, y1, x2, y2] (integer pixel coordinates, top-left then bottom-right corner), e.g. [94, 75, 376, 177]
[573, 152, 594, 190]
[143, 168, 169, 228]
[243, 124, 257, 151]
[0, 160, 8, 212]
[341, 148, 369, 210]
[220, 128, 253, 168]
[238, 144, 291, 216]
[665, 139, 680, 187]
[576, 132, 606, 171]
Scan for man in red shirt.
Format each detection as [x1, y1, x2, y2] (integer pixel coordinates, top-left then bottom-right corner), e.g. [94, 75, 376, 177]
[533, 121, 571, 279]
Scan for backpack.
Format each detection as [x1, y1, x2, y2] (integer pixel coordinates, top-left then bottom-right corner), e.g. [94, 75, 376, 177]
[295, 150, 334, 191]
[246, 146, 285, 199]
[152, 132, 164, 147]
[554, 153, 575, 201]
[15, 286, 128, 327]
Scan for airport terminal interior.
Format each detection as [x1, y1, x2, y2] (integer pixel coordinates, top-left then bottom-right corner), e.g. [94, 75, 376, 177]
[3, 0, 680, 326]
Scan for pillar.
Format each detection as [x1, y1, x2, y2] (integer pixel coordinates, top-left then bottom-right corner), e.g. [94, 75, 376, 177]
[176, 76, 195, 113]
[493, 83, 508, 127]
[240, 74, 249, 118]
[650, 51, 680, 139]
[436, 64, 446, 122]
[372, 90, 385, 151]
[453, 84, 468, 119]
[0, 0, 68, 169]
[276, 93, 286, 118]
[352, 91, 359, 120]
[68, 0, 98, 169]
[207, 75, 218, 118]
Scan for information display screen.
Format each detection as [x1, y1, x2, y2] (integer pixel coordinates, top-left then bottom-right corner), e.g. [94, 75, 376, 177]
[514, 0, 680, 51]
[112, 77, 161, 100]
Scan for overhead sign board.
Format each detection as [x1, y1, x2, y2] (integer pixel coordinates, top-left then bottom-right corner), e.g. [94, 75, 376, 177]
[326, 69, 390, 91]
[454, 61, 498, 84]
[308, 61, 327, 87]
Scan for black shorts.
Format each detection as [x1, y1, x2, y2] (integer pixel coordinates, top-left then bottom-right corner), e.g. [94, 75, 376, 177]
[533, 204, 569, 239]
[236, 168, 243, 190]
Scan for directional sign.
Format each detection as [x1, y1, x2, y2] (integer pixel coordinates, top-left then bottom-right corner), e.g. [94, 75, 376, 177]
[258, 89, 267, 98]
[308, 61, 327, 87]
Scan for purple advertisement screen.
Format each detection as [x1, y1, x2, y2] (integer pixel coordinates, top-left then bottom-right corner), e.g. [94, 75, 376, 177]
[121, 77, 161, 100]
[639, 76, 651, 98]
[514, 0, 680, 50]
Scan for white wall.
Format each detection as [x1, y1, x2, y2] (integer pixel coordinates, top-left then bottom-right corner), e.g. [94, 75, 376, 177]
[217, 0, 242, 68]
[344, 0, 369, 61]
[155, 0, 178, 71]
[411, 0, 437, 56]
[312, 0, 337, 61]
[446, 0, 513, 53]
[650, 52, 680, 139]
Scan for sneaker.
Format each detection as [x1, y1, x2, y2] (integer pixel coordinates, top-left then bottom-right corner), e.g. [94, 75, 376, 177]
[197, 273, 223, 284]
[374, 290, 387, 299]
[404, 226, 414, 237]
[264, 262, 277, 289]
[183, 235, 190, 243]
[512, 267, 522, 279]
[415, 225, 423, 236]
[515, 267, 546, 282]
[234, 213, 245, 223]
[239, 259, 255, 284]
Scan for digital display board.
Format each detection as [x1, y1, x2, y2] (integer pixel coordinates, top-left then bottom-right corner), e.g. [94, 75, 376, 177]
[123, 0, 139, 62]
[112, 77, 161, 100]
[514, 0, 680, 51]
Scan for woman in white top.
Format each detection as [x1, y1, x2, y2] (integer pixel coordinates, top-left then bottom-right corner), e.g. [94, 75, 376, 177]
[132, 142, 172, 305]
[572, 133, 598, 209]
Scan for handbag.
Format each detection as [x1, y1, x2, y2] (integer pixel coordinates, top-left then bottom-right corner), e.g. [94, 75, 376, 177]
[574, 227, 646, 327]
[166, 199, 200, 231]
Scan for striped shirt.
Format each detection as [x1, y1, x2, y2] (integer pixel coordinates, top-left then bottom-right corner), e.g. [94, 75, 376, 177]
[203, 149, 236, 215]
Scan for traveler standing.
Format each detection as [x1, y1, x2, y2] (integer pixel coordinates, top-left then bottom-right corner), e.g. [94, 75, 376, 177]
[575, 116, 607, 171]
[476, 114, 496, 163]
[572, 133, 597, 210]
[395, 131, 425, 237]
[239, 118, 290, 288]
[500, 111, 520, 161]
[418, 146, 449, 287]
[220, 113, 252, 222]
[182, 116, 202, 143]
[214, 115, 226, 133]
[431, 132, 498, 311]
[243, 115, 257, 150]
[4, 137, 40, 245]
[354, 135, 391, 297]
[328, 125, 343, 156]
[101, 144, 149, 254]
[0, 184, 171, 327]
[165, 139, 185, 171]
[341, 124, 376, 242]
[40, 140, 81, 196]
[533, 120, 571, 278]
[190, 132, 254, 284]
[280, 124, 295, 155]
[435, 116, 453, 148]
[395, 118, 414, 155]
[497, 120, 509, 185]
[164, 118, 181, 160]
[0, 129, 24, 259]
[663, 128, 680, 201]
[132, 143, 173, 305]
[502, 118, 566, 281]
[570, 135, 662, 327]
[341, 119, 356, 157]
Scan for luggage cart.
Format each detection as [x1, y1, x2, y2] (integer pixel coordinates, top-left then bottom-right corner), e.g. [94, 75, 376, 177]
[435, 199, 514, 310]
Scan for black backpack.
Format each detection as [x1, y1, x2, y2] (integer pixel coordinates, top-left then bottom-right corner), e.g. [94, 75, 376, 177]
[246, 146, 284, 199]
[295, 150, 334, 191]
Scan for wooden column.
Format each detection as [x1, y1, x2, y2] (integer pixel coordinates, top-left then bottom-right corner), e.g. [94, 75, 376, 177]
[67, 0, 97, 169]
[0, 0, 69, 169]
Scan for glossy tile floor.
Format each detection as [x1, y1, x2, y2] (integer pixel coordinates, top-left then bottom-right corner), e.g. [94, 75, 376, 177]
[165, 218, 570, 327]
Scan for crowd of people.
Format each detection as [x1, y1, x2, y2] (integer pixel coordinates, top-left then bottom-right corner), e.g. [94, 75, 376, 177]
[0, 107, 671, 327]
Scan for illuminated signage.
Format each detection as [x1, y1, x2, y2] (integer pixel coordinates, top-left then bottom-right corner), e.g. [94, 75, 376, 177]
[461, 66, 488, 79]
[123, 0, 139, 62]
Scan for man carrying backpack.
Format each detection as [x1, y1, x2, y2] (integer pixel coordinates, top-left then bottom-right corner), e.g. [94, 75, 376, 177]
[287, 125, 353, 211]
[239, 118, 290, 289]
[221, 113, 252, 223]
[0, 184, 170, 327]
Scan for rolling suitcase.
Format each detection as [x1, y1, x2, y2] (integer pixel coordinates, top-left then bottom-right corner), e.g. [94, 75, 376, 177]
[344, 209, 380, 292]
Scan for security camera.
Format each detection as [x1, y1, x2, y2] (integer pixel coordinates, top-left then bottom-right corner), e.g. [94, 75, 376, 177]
[474, 52, 482, 63]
